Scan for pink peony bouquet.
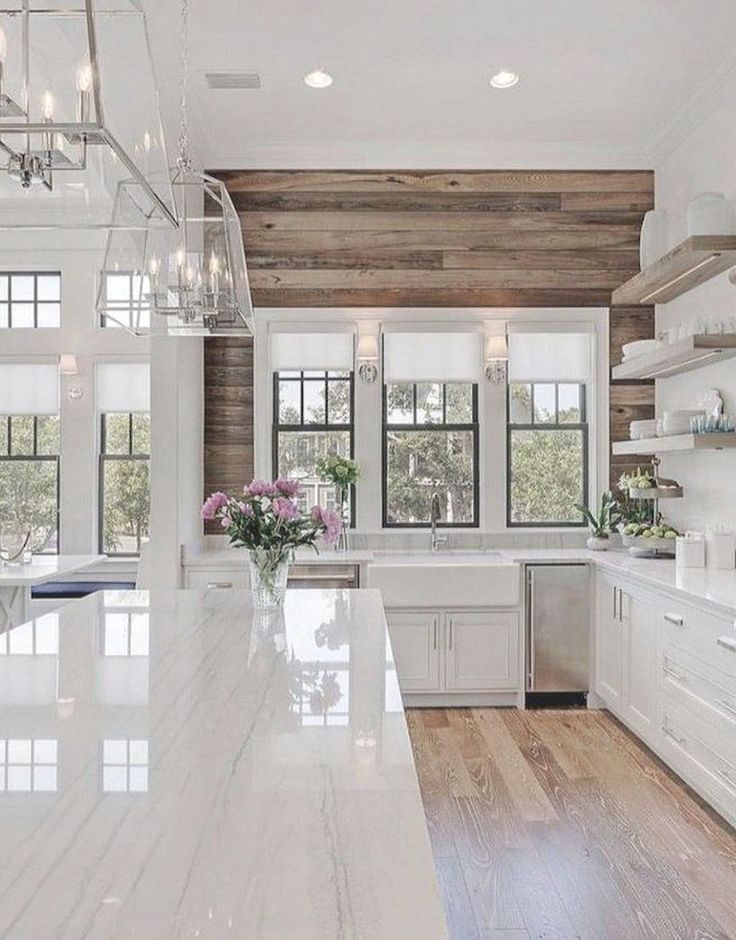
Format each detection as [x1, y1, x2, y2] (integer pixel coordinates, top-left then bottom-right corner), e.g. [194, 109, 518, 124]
[201, 479, 342, 555]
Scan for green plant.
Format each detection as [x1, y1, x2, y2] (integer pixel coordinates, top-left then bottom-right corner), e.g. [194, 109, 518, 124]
[315, 454, 360, 509]
[575, 491, 621, 538]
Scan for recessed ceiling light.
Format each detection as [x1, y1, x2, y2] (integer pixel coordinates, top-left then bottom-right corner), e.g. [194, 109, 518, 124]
[304, 68, 333, 89]
[490, 70, 519, 89]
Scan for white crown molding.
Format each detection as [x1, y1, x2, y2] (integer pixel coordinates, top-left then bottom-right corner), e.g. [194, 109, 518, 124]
[202, 139, 651, 171]
[648, 46, 736, 167]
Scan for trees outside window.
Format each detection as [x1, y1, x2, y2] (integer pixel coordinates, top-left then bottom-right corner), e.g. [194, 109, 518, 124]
[0, 414, 60, 553]
[507, 382, 588, 526]
[100, 412, 150, 555]
[273, 371, 354, 518]
[383, 382, 478, 527]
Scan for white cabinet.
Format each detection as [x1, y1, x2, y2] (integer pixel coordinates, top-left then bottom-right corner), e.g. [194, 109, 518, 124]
[386, 607, 519, 701]
[624, 589, 658, 738]
[445, 610, 518, 691]
[595, 573, 658, 739]
[385, 609, 440, 692]
[595, 575, 623, 710]
[594, 569, 736, 827]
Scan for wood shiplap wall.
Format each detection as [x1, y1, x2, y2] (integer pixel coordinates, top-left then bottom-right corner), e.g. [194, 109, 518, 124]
[204, 169, 655, 503]
[203, 337, 254, 532]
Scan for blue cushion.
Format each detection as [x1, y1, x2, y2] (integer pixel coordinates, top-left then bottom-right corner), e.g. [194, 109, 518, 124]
[31, 581, 136, 599]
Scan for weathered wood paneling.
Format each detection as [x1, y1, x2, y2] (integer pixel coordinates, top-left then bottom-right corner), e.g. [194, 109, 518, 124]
[204, 169, 655, 509]
[203, 337, 253, 531]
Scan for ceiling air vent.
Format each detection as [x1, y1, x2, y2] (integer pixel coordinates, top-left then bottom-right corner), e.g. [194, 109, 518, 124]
[205, 71, 262, 90]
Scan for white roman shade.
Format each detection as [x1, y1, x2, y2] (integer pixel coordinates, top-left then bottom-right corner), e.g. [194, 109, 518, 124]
[0, 363, 59, 414]
[96, 362, 150, 412]
[384, 332, 482, 383]
[508, 332, 591, 383]
[271, 333, 354, 372]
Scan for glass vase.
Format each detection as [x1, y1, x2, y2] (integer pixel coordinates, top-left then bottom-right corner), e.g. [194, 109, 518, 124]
[248, 548, 292, 609]
[335, 487, 349, 554]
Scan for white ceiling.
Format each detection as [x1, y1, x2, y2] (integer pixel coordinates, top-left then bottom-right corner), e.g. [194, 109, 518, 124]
[136, 1, 736, 168]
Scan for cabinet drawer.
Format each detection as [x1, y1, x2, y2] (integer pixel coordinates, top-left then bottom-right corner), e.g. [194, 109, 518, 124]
[662, 645, 736, 738]
[186, 570, 249, 590]
[661, 702, 736, 815]
[658, 600, 736, 675]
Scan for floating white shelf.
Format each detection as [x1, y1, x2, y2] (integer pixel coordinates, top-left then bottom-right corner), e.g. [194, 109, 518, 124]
[611, 235, 736, 305]
[612, 334, 736, 380]
[613, 433, 736, 456]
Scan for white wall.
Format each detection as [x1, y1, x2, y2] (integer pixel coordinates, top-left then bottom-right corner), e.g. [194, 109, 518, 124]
[654, 80, 736, 533]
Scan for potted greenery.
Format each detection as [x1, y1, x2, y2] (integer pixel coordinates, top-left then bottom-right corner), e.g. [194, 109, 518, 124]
[576, 491, 621, 551]
[315, 454, 360, 553]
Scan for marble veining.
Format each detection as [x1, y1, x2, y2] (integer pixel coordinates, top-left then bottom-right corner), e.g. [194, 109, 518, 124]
[0, 589, 449, 940]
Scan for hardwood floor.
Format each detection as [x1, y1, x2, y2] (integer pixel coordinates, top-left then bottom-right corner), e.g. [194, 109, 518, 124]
[406, 708, 736, 940]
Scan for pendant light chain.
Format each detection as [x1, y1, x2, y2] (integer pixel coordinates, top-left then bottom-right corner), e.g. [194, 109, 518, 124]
[176, 0, 191, 169]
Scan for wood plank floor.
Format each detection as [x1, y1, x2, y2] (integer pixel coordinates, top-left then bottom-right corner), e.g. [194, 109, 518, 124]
[406, 708, 736, 940]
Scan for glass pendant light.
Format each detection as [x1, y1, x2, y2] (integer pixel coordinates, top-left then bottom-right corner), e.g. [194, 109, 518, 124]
[0, 0, 175, 230]
[96, 0, 253, 336]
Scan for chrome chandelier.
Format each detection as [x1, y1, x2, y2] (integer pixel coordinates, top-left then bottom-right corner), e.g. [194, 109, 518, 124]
[0, 0, 175, 228]
[97, 0, 253, 336]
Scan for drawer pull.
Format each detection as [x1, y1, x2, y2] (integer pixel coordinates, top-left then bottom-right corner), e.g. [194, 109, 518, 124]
[717, 769, 736, 792]
[662, 724, 687, 747]
[664, 613, 684, 627]
[663, 664, 687, 682]
[716, 699, 736, 719]
[716, 634, 736, 653]
[206, 581, 233, 589]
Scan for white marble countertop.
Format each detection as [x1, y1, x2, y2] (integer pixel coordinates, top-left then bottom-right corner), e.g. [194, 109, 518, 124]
[0, 588, 449, 940]
[182, 545, 375, 567]
[182, 542, 736, 617]
[0, 554, 104, 586]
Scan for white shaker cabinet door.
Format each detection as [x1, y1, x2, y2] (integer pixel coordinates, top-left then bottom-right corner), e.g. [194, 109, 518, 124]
[624, 589, 659, 740]
[385, 609, 441, 692]
[444, 610, 519, 691]
[596, 575, 624, 710]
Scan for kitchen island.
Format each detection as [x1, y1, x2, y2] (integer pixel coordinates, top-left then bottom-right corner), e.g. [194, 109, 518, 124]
[0, 588, 448, 940]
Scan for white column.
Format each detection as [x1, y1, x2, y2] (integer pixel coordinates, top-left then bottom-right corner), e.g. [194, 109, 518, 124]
[149, 335, 204, 589]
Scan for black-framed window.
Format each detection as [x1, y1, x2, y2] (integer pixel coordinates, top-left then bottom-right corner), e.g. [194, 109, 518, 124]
[99, 272, 150, 330]
[383, 382, 479, 527]
[0, 414, 60, 553]
[507, 382, 588, 527]
[273, 371, 355, 519]
[0, 273, 61, 328]
[99, 412, 151, 556]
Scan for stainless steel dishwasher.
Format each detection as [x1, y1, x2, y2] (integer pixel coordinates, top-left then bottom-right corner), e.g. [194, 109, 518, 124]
[525, 563, 589, 696]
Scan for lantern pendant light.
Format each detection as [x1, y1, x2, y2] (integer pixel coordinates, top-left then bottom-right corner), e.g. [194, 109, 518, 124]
[96, 0, 253, 336]
[0, 0, 176, 229]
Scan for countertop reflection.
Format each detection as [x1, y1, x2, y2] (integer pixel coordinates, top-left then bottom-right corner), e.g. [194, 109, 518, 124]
[0, 589, 448, 940]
